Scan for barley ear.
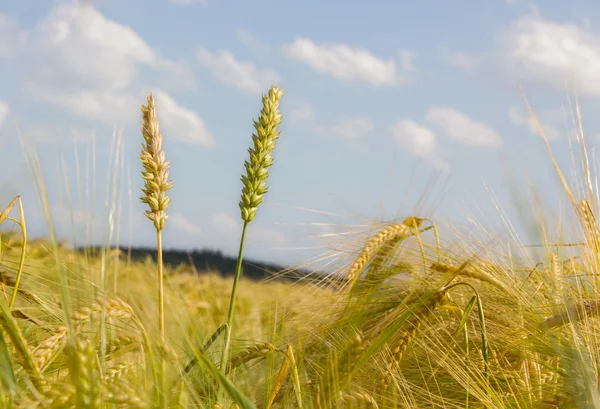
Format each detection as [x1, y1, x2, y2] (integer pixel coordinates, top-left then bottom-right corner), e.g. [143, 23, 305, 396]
[239, 85, 284, 223]
[140, 93, 173, 232]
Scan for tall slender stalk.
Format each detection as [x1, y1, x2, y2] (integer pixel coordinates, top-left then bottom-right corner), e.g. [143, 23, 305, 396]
[0, 196, 27, 309]
[139, 93, 173, 406]
[221, 85, 284, 371]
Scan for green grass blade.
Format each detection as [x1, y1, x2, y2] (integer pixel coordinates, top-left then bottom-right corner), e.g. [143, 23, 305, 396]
[0, 327, 17, 394]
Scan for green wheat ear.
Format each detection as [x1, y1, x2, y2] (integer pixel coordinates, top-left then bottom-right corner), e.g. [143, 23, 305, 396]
[221, 85, 284, 373]
[140, 93, 173, 232]
[239, 86, 284, 223]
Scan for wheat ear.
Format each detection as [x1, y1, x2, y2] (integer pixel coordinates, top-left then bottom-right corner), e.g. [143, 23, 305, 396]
[140, 93, 173, 347]
[68, 335, 101, 409]
[139, 93, 172, 406]
[222, 85, 284, 369]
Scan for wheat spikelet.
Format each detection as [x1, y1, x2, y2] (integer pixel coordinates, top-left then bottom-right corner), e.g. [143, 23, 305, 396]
[105, 382, 148, 409]
[239, 86, 284, 223]
[42, 383, 77, 408]
[140, 93, 173, 232]
[578, 199, 599, 250]
[34, 298, 137, 372]
[226, 342, 276, 374]
[105, 361, 135, 384]
[68, 336, 101, 409]
[347, 217, 423, 286]
[33, 325, 68, 371]
[338, 391, 379, 408]
[104, 334, 141, 357]
[71, 297, 135, 328]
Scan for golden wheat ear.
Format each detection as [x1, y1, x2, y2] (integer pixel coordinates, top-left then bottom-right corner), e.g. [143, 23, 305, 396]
[140, 93, 173, 233]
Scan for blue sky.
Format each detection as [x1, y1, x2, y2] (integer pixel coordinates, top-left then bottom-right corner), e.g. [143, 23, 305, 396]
[0, 0, 599, 269]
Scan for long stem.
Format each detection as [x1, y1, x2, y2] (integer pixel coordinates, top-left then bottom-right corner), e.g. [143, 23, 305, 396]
[221, 221, 249, 370]
[9, 197, 26, 309]
[156, 229, 166, 408]
[157, 229, 164, 342]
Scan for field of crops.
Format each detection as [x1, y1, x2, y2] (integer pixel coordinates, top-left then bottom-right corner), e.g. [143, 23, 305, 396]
[1, 86, 599, 409]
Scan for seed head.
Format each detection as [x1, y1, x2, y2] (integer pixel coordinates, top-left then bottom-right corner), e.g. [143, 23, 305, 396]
[140, 93, 173, 231]
[239, 86, 284, 223]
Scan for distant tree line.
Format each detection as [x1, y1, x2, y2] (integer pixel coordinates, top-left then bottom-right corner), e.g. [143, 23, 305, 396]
[82, 246, 319, 282]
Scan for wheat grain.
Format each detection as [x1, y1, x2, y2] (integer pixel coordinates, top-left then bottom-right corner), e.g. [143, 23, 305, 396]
[226, 342, 276, 374]
[339, 391, 379, 408]
[578, 199, 599, 251]
[33, 325, 68, 371]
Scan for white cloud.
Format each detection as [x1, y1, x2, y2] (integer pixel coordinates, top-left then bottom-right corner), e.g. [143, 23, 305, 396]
[32, 3, 173, 91]
[16, 3, 193, 121]
[498, 16, 600, 95]
[237, 30, 270, 54]
[317, 117, 373, 140]
[153, 90, 215, 146]
[28, 85, 138, 123]
[288, 103, 315, 124]
[169, 213, 202, 236]
[426, 107, 503, 149]
[197, 48, 279, 93]
[508, 106, 560, 140]
[392, 119, 448, 170]
[0, 102, 9, 130]
[285, 37, 410, 85]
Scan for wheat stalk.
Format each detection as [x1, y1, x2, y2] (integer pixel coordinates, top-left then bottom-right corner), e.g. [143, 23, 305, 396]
[140, 93, 173, 349]
[222, 85, 284, 369]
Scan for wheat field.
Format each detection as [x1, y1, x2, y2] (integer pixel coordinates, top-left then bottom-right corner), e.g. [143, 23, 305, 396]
[0, 85, 599, 409]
